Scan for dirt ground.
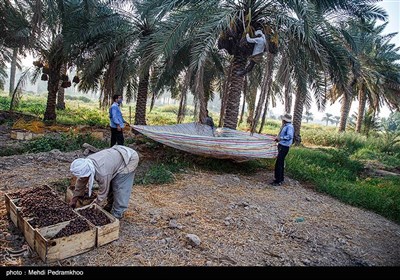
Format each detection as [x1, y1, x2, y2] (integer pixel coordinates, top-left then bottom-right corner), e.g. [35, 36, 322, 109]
[0, 144, 399, 267]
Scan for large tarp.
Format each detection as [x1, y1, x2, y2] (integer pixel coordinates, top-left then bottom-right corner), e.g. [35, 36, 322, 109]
[132, 123, 277, 161]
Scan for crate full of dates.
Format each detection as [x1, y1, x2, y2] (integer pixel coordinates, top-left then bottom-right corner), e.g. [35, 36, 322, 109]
[35, 217, 96, 262]
[77, 204, 119, 247]
[20, 194, 79, 250]
[5, 185, 57, 232]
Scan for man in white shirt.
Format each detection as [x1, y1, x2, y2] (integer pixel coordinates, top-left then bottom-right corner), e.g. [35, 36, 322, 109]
[237, 30, 267, 76]
[69, 146, 139, 219]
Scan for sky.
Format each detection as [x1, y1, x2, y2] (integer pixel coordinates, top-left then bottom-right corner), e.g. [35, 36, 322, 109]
[15, 0, 400, 122]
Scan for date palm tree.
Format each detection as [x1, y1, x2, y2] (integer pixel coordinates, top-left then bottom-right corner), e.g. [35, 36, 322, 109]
[140, 0, 283, 128]
[303, 111, 313, 123]
[0, 0, 30, 92]
[141, 0, 387, 137]
[322, 113, 333, 126]
[329, 18, 400, 133]
[288, 0, 387, 143]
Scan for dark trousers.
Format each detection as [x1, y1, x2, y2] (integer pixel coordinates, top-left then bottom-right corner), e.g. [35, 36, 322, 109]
[274, 144, 290, 183]
[110, 127, 124, 147]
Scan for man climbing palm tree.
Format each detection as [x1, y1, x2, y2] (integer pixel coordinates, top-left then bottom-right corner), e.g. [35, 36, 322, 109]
[237, 30, 267, 76]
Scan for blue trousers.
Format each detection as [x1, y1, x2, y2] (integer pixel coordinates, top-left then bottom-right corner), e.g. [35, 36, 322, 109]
[274, 144, 290, 183]
[107, 172, 135, 219]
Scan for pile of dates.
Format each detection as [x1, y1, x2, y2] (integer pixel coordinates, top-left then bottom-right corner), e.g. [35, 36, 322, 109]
[78, 206, 111, 226]
[52, 217, 91, 239]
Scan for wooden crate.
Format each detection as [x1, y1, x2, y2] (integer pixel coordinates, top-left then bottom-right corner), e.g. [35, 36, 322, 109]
[10, 130, 43, 140]
[90, 131, 104, 140]
[77, 204, 119, 247]
[5, 194, 19, 228]
[23, 210, 82, 251]
[35, 219, 96, 263]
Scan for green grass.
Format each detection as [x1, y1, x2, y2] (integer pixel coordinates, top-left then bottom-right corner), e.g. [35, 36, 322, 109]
[351, 148, 400, 169]
[135, 163, 176, 185]
[0, 132, 109, 156]
[26, 132, 109, 153]
[286, 147, 400, 223]
[56, 107, 109, 127]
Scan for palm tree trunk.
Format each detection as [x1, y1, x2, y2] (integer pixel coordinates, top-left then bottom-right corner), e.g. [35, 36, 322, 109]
[356, 87, 366, 133]
[56, 64, 66, 110]
[177, 69, 191, 124]
[258, 89, 271, 134]
[251, 53, 275, 133]
[177, 89, 187, 124]
[219, 63, 233, 127]
[101, 59, 117, 108]
[196, 66, 207, 124]
[239, 77, 247, 124]
[134, 69, 150, 125]
[292, 90, 306, 145]
[9, 48, 18, 97]
[223, 56, 246, 129]
[44, 36, 64, 122]
[44, 69, 60, 121]
[338, 92, 351, 132]
[284, 84, 292, 113]
[149, 91, 156, 112]
[246, 86, 257, 127]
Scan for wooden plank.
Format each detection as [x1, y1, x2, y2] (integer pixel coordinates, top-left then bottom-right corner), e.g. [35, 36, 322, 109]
[5, 193, 11, 214]
[23, 218, 36, 249]
[35, 219, 96, 263]
[17, 208, 25, 232]
[76, 204, 120, 247]
[7, 197, 19, 228]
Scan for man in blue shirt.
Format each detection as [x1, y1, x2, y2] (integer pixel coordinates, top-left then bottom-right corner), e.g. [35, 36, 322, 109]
[272, 113, 294, 186]
[109, 94, 127, 146]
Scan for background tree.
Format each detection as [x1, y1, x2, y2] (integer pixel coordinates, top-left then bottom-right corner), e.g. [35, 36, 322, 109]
[303, 111, 314, 123]
[0, 0, 30, 92]
[322, 113, 333, 126]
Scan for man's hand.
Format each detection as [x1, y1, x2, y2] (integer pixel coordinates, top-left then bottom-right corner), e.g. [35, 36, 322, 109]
[117, 125, 122, 131]
[274, 136, 280, 142]
[69, 196, 79, 209]
[88, 199, 98, 207]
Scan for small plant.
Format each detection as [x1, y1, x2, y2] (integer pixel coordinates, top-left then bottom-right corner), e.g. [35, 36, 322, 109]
[25, 132, 108, 153]
[0, 96, 11, 110]
[49, 178, 71, 194]
[136, 164, 174, 185]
